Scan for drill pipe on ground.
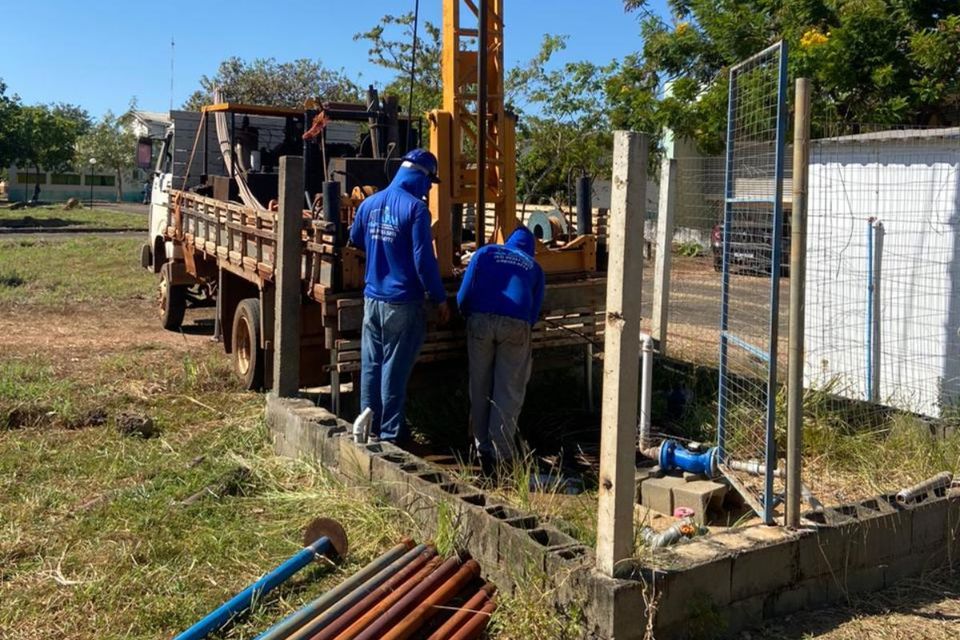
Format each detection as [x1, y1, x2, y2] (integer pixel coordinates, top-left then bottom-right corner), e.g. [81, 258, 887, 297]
[380, 559, 482, 640]
[425, 583, 496, 640]
[351, 557, 461, 640]
[330, 557, 444, 640]
[174, 534, 337, 640]
[443, 597, 497, 640]
[896, 471, 954, 504]
[254, 540, 414, 640]
[286, 544, 429, 640]
[310, 548, 438, 640]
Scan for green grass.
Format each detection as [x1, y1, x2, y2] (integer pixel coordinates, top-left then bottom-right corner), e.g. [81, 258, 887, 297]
[0, 237, 154, 306]
[0, 205, 147, 231]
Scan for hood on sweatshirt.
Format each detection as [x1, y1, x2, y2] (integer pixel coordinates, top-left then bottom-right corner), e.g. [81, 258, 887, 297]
[505, 225, 536, 257]
[390, 165, 433, 201]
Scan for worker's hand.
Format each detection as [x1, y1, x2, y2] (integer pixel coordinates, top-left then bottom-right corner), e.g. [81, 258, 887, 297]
[436, 301, 451, 326]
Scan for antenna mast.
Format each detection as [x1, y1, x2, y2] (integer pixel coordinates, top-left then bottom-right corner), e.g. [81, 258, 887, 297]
[169, 36, 175, 112]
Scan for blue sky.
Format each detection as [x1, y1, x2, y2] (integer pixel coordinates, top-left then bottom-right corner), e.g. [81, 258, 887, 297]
[3, 1, 670, 118]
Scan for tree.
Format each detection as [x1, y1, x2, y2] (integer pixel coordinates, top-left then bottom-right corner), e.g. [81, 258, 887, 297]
[0, 79, 23, 171]
[354, 13, 443, 121]
[614, 1, 960, 154]
[50, 103, 93, 136]
[184, 57, 363, 110]
[74, 112, 136, 202]
[357, 17, 614, 205]
[15, 105, 80, 196]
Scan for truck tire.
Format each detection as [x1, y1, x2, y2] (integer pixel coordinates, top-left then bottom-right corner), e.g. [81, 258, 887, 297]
[159, 270, 187, 330]
[233, 298, 264, 390]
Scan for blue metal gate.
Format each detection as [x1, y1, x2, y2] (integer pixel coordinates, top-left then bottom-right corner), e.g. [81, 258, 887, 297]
[717, 42, 789, 524]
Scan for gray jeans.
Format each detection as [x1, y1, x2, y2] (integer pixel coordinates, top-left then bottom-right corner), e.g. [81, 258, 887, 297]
[467, 313, 532, 462]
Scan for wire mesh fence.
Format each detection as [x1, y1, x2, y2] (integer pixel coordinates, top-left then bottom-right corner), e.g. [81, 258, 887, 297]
[800, 124, 960, 505]
[716, 42, 789, 523]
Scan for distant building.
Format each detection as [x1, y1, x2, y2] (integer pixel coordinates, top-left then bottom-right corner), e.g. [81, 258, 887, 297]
[5, 109, 169, 203]
[6, 164, 147, 203]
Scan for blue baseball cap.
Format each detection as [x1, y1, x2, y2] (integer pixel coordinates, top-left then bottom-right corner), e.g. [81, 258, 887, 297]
[401, 149, 441, 184]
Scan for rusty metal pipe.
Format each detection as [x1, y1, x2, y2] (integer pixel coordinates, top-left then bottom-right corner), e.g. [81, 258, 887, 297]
[445, 598, 496, 640]
[351, 557, 461, 640]
[380, 559, 481, 640]
[329, 556, 443, 640]
[283, 543, 427, 640]
[254, 540, 414, 640]
[311, 548, 437, 640]
[425, 583, 496, 640]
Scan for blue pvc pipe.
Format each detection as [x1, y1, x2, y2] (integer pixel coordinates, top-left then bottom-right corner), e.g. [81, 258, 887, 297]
[659, 440, 719, 477]
[173, 536, 332, 640]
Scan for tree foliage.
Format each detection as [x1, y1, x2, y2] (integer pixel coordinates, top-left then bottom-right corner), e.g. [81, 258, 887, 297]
[74, 112, 136, 202]
[16, 105, 80, 178]
[357, 16, 614, 204]
[616, 0, 960, 153]
[184, 57, 363, 110]
[0, 79, 22, 171]
[354, 13, 443, 123]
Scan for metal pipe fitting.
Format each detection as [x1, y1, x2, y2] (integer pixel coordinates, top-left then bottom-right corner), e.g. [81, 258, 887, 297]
[639, 520, 698, 548]
[896, 472, 954, 504]
[658, 439, 719, 477]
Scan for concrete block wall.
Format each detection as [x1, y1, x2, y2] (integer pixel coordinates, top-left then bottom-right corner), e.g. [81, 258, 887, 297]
[266, 395, 959, 639]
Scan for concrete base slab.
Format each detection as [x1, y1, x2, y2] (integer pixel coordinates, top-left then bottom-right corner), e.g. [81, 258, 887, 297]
[640, 475, 688, 516]
[673, 480, 728, 524]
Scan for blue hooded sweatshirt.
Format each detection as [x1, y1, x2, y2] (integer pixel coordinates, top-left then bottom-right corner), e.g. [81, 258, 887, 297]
[349, 166, 446, 305]
[456, 226, 545, 325]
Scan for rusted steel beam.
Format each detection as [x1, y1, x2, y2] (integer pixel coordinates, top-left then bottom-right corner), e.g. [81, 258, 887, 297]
[424, 583, 495, 640]
[380, 559, 481, 640]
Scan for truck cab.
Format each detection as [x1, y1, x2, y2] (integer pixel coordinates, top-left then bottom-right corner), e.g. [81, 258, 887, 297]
[141, 129, 177, 272]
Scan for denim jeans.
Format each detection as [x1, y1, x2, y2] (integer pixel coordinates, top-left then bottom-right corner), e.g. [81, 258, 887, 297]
[360, 298, 426, 442]
[466, 313, 532, 462]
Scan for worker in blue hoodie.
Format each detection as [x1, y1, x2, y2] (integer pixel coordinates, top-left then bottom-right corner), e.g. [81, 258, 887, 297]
[349, 149, 450, 444]
[457, 225, 545, 474]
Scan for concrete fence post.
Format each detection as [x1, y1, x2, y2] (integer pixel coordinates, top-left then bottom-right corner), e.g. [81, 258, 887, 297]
[596, 131, 647, 577]
[651, 158, 677, 352]
[273, 156, 304, 398]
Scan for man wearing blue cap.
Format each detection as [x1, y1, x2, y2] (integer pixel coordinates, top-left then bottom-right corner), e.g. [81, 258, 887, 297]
[349, 149, 450, 444]
[457, 225, 545, 474]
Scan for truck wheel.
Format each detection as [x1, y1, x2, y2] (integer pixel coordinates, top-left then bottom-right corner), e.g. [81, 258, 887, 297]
[159, 271, 187, 330]
[233, 298, 264, 390]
